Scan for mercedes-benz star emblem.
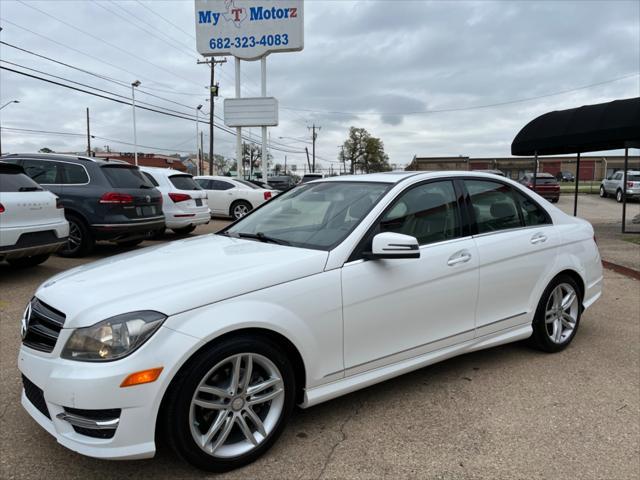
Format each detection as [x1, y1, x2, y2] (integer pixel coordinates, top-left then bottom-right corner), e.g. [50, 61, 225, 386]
[21, 303, 32, 340]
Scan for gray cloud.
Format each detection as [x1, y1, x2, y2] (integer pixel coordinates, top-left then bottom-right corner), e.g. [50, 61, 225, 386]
[1, 0, 638, 169]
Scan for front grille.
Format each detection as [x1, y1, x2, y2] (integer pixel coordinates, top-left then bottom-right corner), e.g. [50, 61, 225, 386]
[22, 298, 65, 353]
[22, 375, 50, 419]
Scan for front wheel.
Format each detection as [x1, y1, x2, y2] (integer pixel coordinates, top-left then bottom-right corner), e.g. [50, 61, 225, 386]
[163, 336, 296, 472]
[616, 189, 623, 203]
[230, 201, 252, 220]
[599, 185, 607, 198]
[529, 275, 582, 353]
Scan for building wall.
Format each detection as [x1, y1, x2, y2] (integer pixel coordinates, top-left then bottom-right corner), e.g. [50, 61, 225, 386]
[408, 155, 640, 181]
[94, 152, 187, 171]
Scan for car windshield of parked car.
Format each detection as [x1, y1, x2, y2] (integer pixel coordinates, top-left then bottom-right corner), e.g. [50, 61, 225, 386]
[224, 181, 390, 250]
[169, 174, 201, 191]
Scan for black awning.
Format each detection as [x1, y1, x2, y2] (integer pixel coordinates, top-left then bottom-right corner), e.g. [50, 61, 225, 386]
[511, 97, 640, 156]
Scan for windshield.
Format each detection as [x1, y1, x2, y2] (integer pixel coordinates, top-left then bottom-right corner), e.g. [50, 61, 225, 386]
[224, 181, 390, 250]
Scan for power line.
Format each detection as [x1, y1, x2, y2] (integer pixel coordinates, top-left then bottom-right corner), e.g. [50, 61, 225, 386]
[281, 72, 640, 116]
[15, 0, 204, 88]
[0, 65, 307, 155]
[135, 0, 196, 40]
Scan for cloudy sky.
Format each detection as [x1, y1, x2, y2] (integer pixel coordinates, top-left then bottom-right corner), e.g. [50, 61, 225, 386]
[1, 0, 639, 171]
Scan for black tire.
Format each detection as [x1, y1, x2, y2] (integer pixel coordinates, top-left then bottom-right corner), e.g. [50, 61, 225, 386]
[599, 185, 607, 198]
[162, 335, 296, 472]
[116, 238, 144, 248]
[528, 274, 583, 353]
[172, 225, 197, 235]
[7, 254, 50, 267]
[59, 213, 94, 257]
[616, 189, 623, 203]
[230, 200, 252, 220]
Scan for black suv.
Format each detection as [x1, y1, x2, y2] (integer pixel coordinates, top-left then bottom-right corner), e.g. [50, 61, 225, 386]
[1, 154, 164, 257]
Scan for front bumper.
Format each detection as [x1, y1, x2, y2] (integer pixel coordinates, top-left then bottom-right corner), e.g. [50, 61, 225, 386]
[18, 325, 201, 460]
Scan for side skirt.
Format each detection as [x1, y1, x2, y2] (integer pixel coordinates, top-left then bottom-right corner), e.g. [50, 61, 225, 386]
[301, 323, 532, 408]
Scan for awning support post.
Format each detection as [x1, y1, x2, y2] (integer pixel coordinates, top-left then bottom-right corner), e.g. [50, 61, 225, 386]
[622, 147, 628, 233]
[533, 151, 538, 190]
[573, 152, 580, 216]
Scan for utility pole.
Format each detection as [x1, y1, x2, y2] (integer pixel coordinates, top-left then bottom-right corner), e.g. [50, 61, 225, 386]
[197, 57, 226, 174]
[200, 131, 204, 175]
[85, 108, 91, 156]
[284, 155, 287, 174]
[308, 124, 321, 172]
[195, 104, 203, 175]
[305, 147, 312, 173]
[131, 80, 141, 165]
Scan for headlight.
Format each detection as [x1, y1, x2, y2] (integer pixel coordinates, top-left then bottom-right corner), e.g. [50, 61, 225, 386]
[61, 311, 166, 362]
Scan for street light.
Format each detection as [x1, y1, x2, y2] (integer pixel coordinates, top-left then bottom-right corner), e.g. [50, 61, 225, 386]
[0, 100, 20, 111]
[0, 100, 20, 156]
[195, 104, 203, 174]
[131, 80, 141, 165]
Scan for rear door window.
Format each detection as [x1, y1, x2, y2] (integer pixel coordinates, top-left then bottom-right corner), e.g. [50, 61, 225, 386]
[22, 160, 61, 184]
[465, 180, 523, 234]
[212, 180, 234, 191]
[101, 166, 153, 188]
[0, 172, 43, 192]
[169, 175, 201, 191]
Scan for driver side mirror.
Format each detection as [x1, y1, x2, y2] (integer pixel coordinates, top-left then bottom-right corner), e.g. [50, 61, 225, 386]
[364, 232, 420, 260]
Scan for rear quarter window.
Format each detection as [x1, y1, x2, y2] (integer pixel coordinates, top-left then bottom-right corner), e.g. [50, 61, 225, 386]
[101, 166, 153, 188]
[59, 163, 89, 184]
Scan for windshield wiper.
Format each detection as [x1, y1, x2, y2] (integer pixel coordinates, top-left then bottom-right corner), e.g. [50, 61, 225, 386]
[139, 184, 154, 189]
[234, 232, 290, 246]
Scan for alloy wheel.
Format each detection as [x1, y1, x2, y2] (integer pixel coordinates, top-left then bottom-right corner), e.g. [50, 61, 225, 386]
[233, 204, 249, 219]
[189, 353, 285, 459]
[545, 283, 579, 344]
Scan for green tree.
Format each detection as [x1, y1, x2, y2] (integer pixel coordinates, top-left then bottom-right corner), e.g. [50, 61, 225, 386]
[338, 127, 391, 174]
[39, 147, 54, 153]
[242, 142, 272, 178]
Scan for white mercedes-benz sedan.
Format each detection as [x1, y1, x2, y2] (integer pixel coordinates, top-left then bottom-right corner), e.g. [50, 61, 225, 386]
[18, 171, 603, 472]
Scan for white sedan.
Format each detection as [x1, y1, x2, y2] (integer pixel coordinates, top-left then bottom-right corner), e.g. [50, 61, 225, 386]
[18, 171, 602, 471]
[0, 162, 68, 266]
[194, 175, 277, 219]
[140, 167, 210, 235]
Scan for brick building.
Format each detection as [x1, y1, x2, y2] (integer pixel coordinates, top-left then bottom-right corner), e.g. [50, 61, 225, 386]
[406, 155, 640, 181]
[93, 152, 187, 172]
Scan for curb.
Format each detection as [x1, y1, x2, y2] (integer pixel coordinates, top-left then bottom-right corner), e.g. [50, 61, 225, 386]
[602, 260, 640, 281]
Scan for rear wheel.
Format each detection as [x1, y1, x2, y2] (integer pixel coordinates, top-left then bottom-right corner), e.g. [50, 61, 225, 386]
[173, 225, 197, 235]
[230, 201, 252, 220]
[529, 274, 582, 353]
[163, 336, 295, 472]
[59, 214, 94, 257]
[616, 189, 623, 203]
[599, 185, 607, 198]
[7, 254, 50, 268]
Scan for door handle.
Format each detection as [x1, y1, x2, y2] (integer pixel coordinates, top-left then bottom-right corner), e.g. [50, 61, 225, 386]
[530, 233, 547, 244]
[447, 250, 472, 266]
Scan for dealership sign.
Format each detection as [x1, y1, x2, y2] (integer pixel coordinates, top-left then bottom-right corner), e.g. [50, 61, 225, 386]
[195, 0, 304, 60]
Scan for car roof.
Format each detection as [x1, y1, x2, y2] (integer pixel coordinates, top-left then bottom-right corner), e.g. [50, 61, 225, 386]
[1, 152, 97, 163]
[140, 166, 190, 176]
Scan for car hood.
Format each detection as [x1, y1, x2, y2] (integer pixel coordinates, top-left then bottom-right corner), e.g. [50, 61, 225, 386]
[35, 234, 328, 328]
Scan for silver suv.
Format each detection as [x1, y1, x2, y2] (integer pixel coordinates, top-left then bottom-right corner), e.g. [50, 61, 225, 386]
[600, 170, 640, 202]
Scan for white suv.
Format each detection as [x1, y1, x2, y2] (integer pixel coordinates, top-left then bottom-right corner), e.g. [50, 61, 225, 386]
[0, 162, 68, 266]
[140, 167, 210, 235]
[600, 170, 640, 202]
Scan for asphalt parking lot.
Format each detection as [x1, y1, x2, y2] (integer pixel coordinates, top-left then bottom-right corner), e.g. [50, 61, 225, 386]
[1, 215, 639, 479]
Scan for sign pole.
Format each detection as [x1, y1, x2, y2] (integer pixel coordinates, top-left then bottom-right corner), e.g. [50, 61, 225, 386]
[235, 57, 242, 178]
[261, 56, 268, 182]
